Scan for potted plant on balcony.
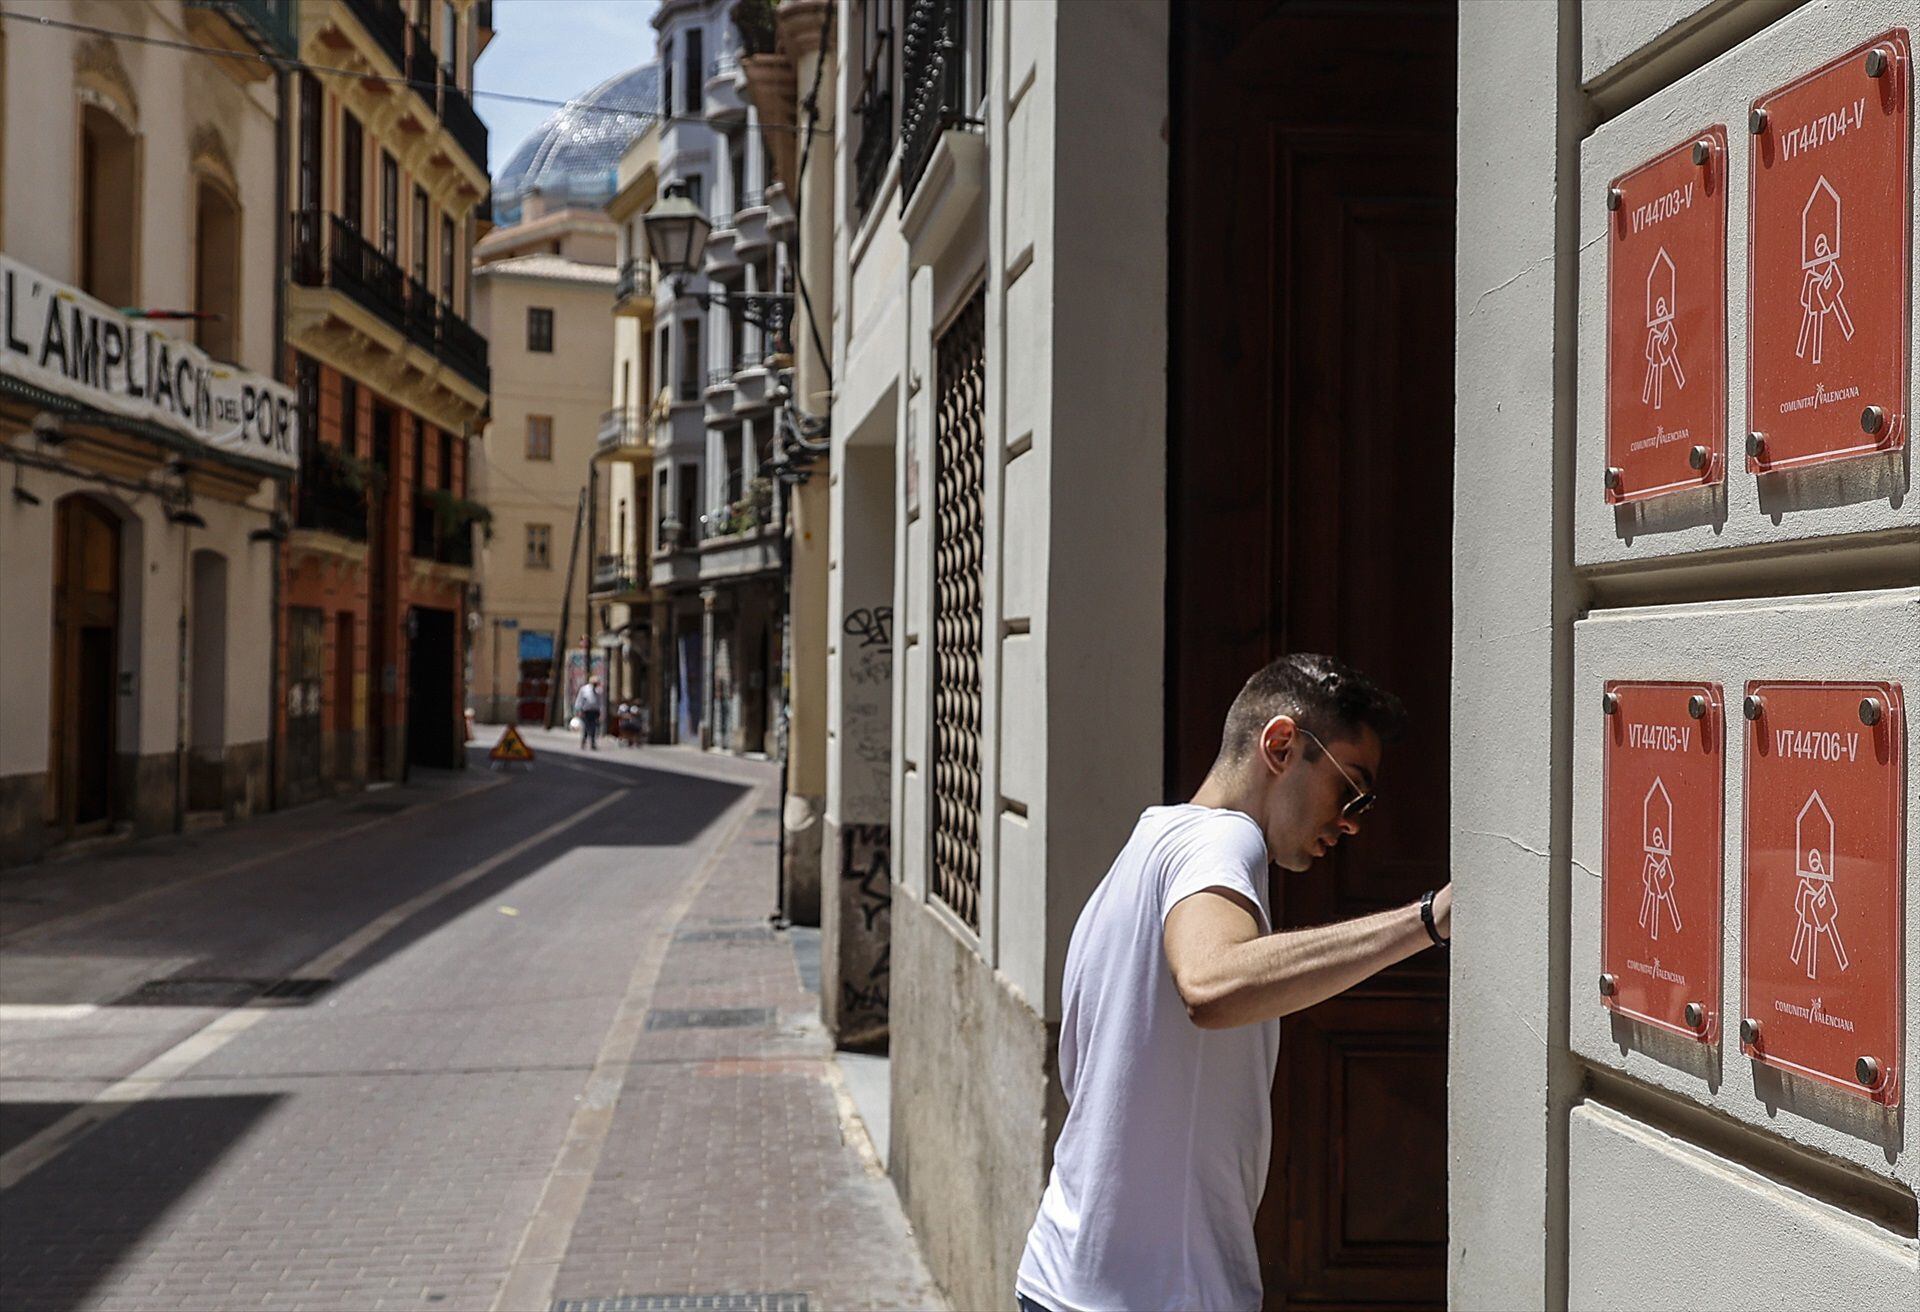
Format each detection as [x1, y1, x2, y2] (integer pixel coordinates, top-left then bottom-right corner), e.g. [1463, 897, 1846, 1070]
[421, 488, 494, 543]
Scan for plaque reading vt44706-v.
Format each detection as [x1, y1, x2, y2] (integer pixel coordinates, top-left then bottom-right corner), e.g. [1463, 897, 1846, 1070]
[1606, 131, 1728, 504]
[1747, 31, 1911, 473]
[1742, 681, 1906, 1105]
[1601, 682, 1724, 1041]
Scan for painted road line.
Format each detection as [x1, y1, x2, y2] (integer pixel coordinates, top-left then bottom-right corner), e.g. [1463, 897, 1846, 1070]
[0, 1004, 101, 1022]
[489, 784, 765, 1312]
[0, 785, 627, 1192]
[0, 773, 510, 949]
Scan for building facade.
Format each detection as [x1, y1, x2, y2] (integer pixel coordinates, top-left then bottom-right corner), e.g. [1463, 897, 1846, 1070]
[603, 123, 663, 733]
[651, 0, 789, 761]
[826, 2, 1917, 1310]
[0, 0, 299, 866]
[471, 195, 622, 724]
[278, 0, 492, 800]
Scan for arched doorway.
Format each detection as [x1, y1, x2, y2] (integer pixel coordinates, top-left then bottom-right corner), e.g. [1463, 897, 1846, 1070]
[188, 549, 229, 813]
[49, 496, 121, 834]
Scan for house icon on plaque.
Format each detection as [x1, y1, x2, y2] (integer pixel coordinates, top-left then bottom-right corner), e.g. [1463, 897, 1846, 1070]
[1796, 790, 1835, 884]
[1801, 178, 1841, 271]
[1643, 776, 1672, 857]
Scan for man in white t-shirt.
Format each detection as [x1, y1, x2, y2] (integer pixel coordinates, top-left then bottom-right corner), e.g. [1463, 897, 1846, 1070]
[1016, 653, 1452, 1312]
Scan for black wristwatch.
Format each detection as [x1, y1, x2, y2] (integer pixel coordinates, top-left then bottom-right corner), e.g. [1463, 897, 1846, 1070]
[1419, 890, 1449, 949]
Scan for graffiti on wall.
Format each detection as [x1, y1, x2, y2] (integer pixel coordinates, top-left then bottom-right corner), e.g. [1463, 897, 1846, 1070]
[840, 821, 892, 1031]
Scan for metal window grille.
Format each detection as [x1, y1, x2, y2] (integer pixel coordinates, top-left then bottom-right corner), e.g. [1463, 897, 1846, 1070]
[931, 289, 985, 930]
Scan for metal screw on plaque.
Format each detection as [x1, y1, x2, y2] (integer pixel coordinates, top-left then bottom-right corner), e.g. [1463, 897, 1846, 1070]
[1865, 49, 1889, 78]
[1606, 187, 1623, 212]
[1861, 405, 1886, 435]
[1692, 139, 1712, 166]
[1749, 108, 1769, 135]
[1860, 696, 1883, 726]
[1688, 694, 1708, 720]
[1684, 1002, 1706, 1029]
[1746, 431, 1767, 459]
[1603, 691, 1621, 716]
[1740, 1017, 1762, 1045]
[1689, 444, 1709, 470]
[1599, 973, 1618, 997]
[1856, 1056, 1882, 1088]
[1743, 694, 1765, 721]
[1605, 466, 1624, 492]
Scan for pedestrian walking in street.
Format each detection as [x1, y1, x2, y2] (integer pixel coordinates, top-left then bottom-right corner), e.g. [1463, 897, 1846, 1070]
[1016, 653, 1451, 1312]
[575, 677, 604, 750]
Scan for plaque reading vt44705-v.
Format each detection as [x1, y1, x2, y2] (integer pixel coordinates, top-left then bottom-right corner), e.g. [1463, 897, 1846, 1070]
[1605, 131, 1728, 504]
[1601, 682, 1724, 1041]
[1747, 31, 1912, 474]
[1742, 681, 1906, 1105]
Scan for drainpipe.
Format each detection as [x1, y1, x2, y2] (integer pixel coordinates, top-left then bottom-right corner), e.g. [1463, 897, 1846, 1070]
[268, 61, 289, 813]
[176, 527, 190, 833]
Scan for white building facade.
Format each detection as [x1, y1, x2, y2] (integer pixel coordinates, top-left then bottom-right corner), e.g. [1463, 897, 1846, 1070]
[828, 2, 1918, 1310]
[0, 0, 298, 865]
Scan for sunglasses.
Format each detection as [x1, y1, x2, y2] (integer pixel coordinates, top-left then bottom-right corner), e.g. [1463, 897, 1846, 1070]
[1293, 725, 1378, 821]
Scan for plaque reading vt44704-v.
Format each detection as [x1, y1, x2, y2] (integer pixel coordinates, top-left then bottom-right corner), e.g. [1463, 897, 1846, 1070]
[1602, 682, 1724, 1041]
[1606, 131, 1728, 504]
[1747, 31, 1912, 474]
[1742, 681, 1906, 1105]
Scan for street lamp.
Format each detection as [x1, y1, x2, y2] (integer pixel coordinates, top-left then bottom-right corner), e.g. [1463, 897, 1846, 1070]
[641, 181, 794, 342]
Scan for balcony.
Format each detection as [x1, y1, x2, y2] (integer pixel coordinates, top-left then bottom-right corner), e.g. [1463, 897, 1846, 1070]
[596, 407, 648, 461]
[293, 445, 371, 543]
[732, 191, 771, 256]
[343, 0, 407, 72]
[590, 553, 646, 598]
[703, 215, 739, 273]
[183, 1, 298, 73]
[411, 491, 478, 568]
[698, 483, 776, 543]
[705, 54, 746, 123]
[442, 84, 489, 176]
[292, 211, 406, 331]
[405, 19, 438, 110]
[292, 212, 489, 392]
[613, 259, 653, 317]
[900, 0, 984, 207]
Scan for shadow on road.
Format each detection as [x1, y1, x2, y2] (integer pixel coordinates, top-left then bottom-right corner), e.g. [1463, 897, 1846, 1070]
[0, 1094, 283, 1312]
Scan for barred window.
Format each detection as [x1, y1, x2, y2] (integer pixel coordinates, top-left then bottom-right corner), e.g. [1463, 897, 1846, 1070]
[930, 288, 985, 930]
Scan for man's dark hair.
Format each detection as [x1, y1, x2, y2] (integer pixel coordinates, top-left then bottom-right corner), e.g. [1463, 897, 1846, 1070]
[1216, 653, 1406, 765]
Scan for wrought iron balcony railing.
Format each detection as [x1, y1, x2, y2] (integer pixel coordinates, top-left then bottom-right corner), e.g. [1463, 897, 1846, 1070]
[900, 0, 983, 206]
[404, 274, 441, 351]
[590, 553, 645, 595]
[613, 259, 652, 304]
[437, 304, 490, 391]
[343, 0, 407, 72]
[185, 0, 298, 60]
[293, 448, 370, 541]
[411, 492, 476, 567]
[596, 407, 646, 452]
[442, 84, 489, 176]
[291, 211, 407, 331]
[405, 18, 438, 106]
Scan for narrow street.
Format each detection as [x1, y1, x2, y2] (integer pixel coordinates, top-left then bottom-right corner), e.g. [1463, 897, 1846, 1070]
[0, 735, 942, 1312]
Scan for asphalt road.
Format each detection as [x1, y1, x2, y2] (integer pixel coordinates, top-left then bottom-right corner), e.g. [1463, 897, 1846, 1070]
[0, 736, 942, 1312]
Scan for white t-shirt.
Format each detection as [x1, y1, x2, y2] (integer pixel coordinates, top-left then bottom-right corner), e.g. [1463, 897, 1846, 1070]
[1017, 804, 1279, 1312]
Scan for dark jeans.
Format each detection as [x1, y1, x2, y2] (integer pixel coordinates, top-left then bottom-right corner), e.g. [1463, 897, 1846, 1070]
[579, 709, 600, 748]
[1016, 1295, 1053, 1312]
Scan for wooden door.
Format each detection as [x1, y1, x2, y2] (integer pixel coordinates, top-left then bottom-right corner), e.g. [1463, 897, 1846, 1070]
[287, 606, 325, 798]
[1168, 4, 1456, 1307]
[49, 497, 120, 833]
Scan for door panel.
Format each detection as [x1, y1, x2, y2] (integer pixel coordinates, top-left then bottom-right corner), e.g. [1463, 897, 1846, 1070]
[1170, 4, 1456, 1308]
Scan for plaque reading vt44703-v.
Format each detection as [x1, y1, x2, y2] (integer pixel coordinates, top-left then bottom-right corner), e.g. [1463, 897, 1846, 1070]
[1602, 682, 1724, 1041]
[1606, 131, 1728, 504]
[1742, 681, 1906, 1106]
[1747, 31, 1911, 474]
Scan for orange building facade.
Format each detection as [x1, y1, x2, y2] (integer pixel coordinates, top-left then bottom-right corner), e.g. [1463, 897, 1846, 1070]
[277, 0, 493, 800]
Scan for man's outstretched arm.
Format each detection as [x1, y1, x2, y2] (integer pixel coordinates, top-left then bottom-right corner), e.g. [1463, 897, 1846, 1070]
[1164, 884, 1450, 1030]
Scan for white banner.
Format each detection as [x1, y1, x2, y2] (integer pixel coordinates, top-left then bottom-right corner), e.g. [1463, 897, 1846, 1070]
[0, 255, 298, 472]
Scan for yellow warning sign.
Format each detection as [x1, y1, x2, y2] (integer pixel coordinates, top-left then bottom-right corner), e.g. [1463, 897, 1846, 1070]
[489, 725, 536, 763]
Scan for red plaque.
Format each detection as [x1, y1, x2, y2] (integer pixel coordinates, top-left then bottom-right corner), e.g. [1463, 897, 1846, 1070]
[1747, 31, 1912, 473]
[1602, 682, 1724, 1040]
[1606, 130, 1729, 503]
[1742, 681, 1906, 1105]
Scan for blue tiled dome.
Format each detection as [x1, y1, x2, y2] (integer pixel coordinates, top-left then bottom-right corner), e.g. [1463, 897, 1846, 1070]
[493, 63, 659, 226]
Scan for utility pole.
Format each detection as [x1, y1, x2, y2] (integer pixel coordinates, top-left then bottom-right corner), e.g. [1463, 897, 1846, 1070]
[546, 486, 586, 728]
